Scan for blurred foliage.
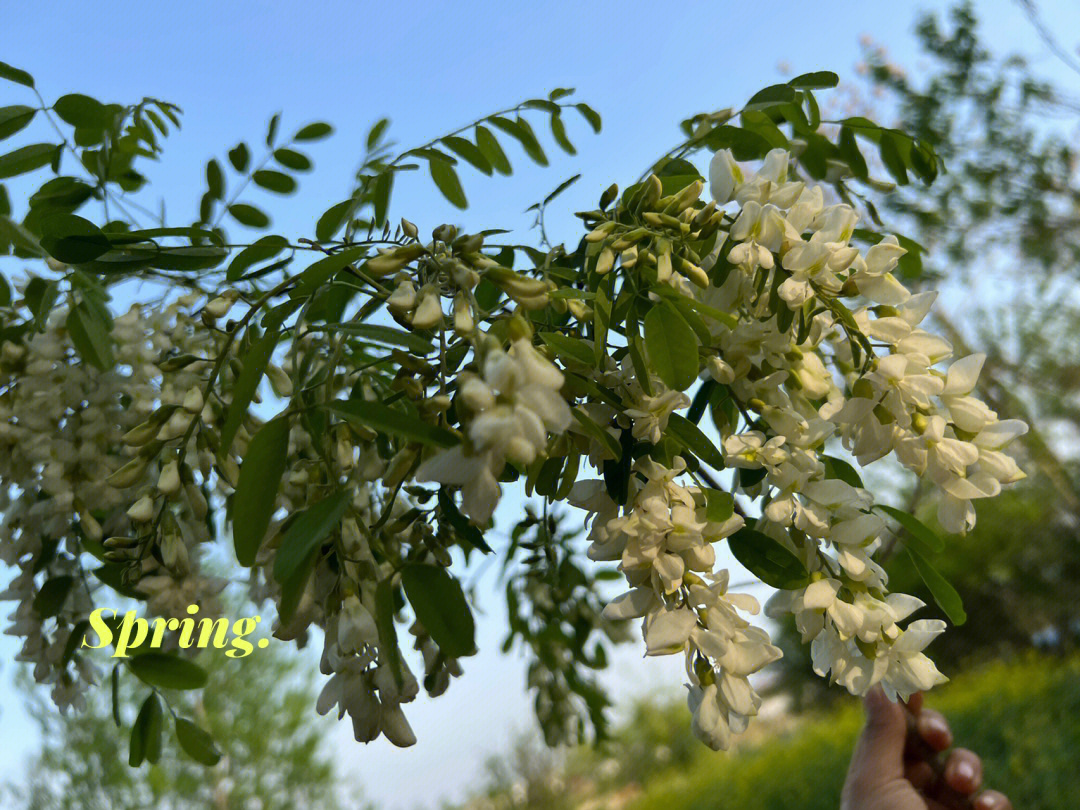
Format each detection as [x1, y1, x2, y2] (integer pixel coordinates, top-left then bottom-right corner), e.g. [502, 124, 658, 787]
[2, 625, 353, 810]
[501, 508, 630, 746]
[462, 653, 1080, 810]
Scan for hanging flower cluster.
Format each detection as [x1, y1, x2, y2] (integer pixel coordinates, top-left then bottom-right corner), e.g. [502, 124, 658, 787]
[0, 79, 1029, 759]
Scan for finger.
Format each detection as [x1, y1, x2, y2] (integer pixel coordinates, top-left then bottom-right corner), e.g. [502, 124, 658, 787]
[916, 708, 953, 752]
[845, 685, 908, 796]
[943, 748, 983, 795]
[904, 760, 936, 791]
[905, 691, 924, 715]
[972, 789, 1013, 810]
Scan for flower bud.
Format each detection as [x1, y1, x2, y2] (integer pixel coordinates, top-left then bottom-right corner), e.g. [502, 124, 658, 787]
[219, 456, 240, 488]
[459, 376, 495, 412]
[707, 356, 735, 385]
[384, 446, 418, 489]
[432, 224, 457, 243]
[452, 292, 474, 336]
[585, 220, 616, 243]
[401, 218, 418, 239]
[157, 410, 193, 441]
[104, 536, 138, 550]
[205, 290, 238, 319]
[122, 420, 162, 447]
[127, 495, 156, 523]
[595, 247, 615, 275]
[182, 386, 204, 414]
[185, 483, 208, 520]
[410, 290, 443, 330]
[161, 532, 190, 575]
[266, 364, 293, 397]
[157, 460, 181, 495]
[388, 279, 418, 312]
[107, 457, 149, 489]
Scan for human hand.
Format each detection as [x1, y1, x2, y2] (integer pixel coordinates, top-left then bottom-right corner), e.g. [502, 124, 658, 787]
[841, 686, 1013, 810]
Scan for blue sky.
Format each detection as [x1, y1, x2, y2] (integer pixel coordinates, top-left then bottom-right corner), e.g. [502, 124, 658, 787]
[3, 1, 1079, 807]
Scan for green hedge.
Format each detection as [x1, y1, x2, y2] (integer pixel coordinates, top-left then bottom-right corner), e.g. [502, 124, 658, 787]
[629, 653, 1080, 810]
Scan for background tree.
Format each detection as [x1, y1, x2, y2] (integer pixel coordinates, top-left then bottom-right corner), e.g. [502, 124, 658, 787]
[3, 609, 352, 810]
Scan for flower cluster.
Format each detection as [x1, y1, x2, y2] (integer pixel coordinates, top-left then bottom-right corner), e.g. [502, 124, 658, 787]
[547, 146, 1027, 746]
[417, 336, 573, 522]
[0, 295, 226, 712]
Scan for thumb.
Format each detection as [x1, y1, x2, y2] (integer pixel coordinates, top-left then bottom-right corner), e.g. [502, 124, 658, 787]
[846, 686, 908, 793]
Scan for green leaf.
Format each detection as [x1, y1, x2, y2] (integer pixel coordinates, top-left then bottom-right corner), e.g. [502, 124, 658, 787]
[666, 413, 724, 469]
[542, 173, 580, 206]
[876, 504, 946, 556]
[823, 454, 864, 488]
[575, 103, 602, 133]
[272, 489, 351, 583]
[474, 125, 511, 175]
[227, 203, 270, 228]
[130, 694, 163, 767]
[571, 408, 622, 460]
[67, 303, 114, 370]
[128, 653, 208, 690]
[491, 116, 548, 166]
[205, 159, 225, 199]
[0, 105, 35, 140]
[330, 399, 458, 448]
[226, 234, 289, 281]
[838, 126, 868, 181]
[228, 142, 250, 172]
[727, 527, 808, 589]
[0, 60, 34, 89]
[296, 244, 369, 292]
[25, 277, 59, 327]
[549, 113, 576, 155]
[400, 564, 476, 657]
[220, 325, 281, 453]
[539, 332, 593, 366]
[175, 718, 222, 766]
[233, 417, 290, 567]
[266, 112, 281, 146]
[253, 169, 296, 194]
[294, 122, 333, 141]
[429, 158, 467, 209]
[324, 322, 433, 354]
[277, 547, 317, 625]
[438, 488, 493, 551]
[745, 84, 797, 110]
[144, 245, 228, 272]
[0, 143, 58, 179]
[367, 118, 389, 150]
[788, 71, 839, 89]
[108, 227, 222, 246]
[316, 199, 355, 242]
[32, 575, 74, 618]
[703, 488, 734, 523]
[644, 304, 699, 391]
[39, 213, 110, 264]
[906, 549, 966, 625]
[441, 136, 492, 175]
[879, 132, 909, 185]
[372, 170, 391, 226]
[273, 147, 311, 171]
[53, 94, 109, 129]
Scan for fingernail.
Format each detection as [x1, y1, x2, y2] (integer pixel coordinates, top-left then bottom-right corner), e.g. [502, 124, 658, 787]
[955, 761, 975, 782]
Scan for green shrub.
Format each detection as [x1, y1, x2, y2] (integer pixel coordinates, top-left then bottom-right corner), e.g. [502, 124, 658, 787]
[629, 653, 1080, 810]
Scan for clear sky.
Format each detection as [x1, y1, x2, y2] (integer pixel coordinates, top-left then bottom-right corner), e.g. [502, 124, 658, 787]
[2, 1, 1078, 807]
